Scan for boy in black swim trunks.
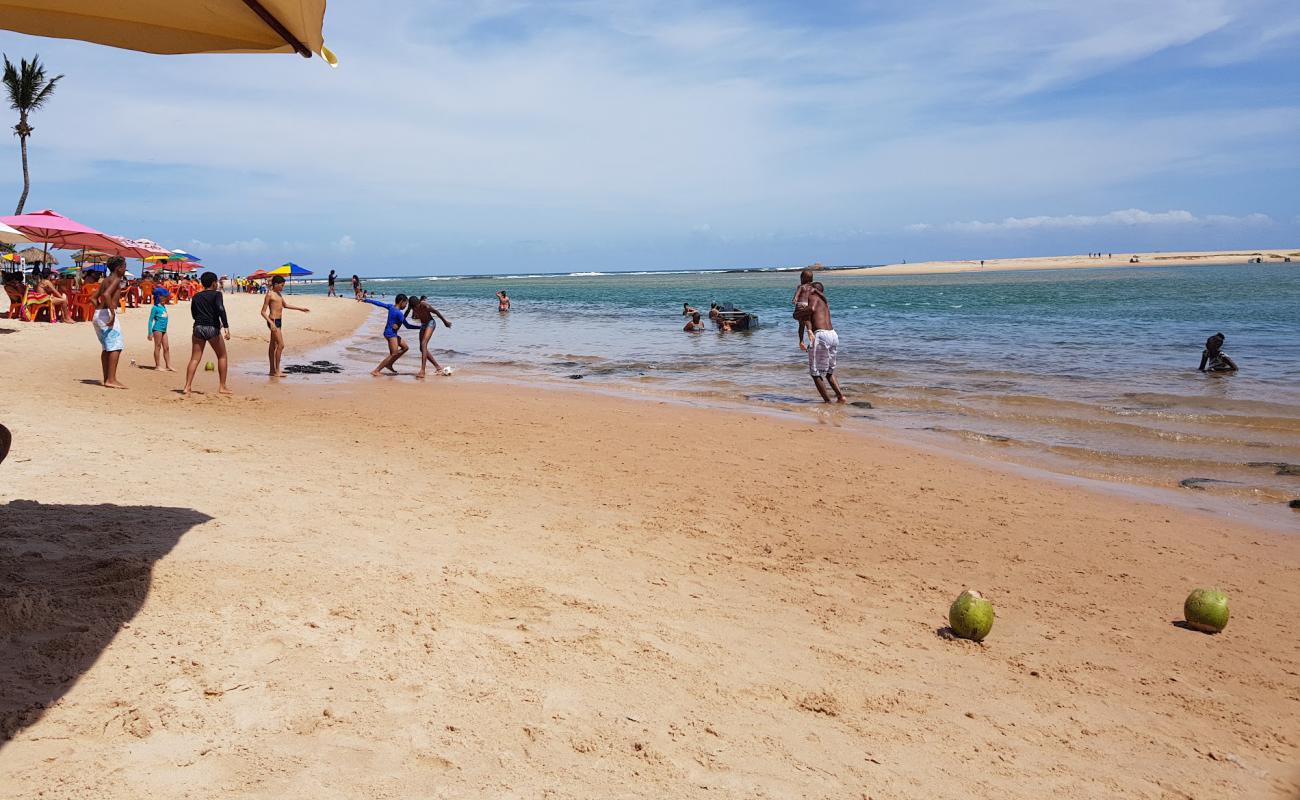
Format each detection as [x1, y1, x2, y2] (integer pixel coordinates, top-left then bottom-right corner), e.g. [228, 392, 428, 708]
[261, 275, 311, 377]
[182, 271, 232, 396]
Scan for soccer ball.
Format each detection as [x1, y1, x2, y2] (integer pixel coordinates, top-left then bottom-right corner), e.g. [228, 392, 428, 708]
[441, 366, 454, 376]
[204, 361, 215, 372]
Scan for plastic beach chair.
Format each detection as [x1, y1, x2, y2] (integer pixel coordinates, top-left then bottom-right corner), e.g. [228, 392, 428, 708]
[3, 283, 22, 319]
[22, 289, 56, 323]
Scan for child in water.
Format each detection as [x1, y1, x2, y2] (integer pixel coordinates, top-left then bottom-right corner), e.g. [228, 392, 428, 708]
[146, 288, 174, 371]
[1198, 332, 1238, 373]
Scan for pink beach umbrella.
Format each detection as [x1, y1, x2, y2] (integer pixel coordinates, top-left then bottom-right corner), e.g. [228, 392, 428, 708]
[103, 234, 171, 260]
[0, 209, 126, 254]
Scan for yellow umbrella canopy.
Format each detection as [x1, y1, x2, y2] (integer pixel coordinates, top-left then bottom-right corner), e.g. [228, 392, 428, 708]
[0, 1, 332, 61]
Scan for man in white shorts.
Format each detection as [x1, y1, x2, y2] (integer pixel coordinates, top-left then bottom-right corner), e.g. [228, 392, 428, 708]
[798, 281, 846, 403]
[93, 256, 128, 389]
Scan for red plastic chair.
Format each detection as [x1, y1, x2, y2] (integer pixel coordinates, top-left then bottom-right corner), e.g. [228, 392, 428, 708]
[3, 283, 23, 319]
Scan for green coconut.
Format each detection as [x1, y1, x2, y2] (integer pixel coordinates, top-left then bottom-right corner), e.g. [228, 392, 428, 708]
[948, 589, 995, 642]
[1184, 588, 1229, 634]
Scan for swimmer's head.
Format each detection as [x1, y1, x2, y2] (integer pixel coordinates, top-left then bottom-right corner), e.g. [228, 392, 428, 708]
[800, 269, 814, 284]
[692, 312, 701, 322]
[395, 293, 409, 308]
[811, 281, 825, 292]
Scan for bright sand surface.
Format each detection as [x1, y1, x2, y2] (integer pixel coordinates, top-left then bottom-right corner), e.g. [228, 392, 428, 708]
[835, 247, 1300, 276]
[2, 293, 1299, 799]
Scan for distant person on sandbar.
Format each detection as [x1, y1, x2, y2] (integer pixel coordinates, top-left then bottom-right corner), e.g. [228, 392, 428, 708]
[262, 275, 311, 377]
[496, 290, 511, 312]
[406, 295, 452, 379]
[682, 302, 698, 316]
[799, 281, 846, 403]
[1198, 333, 1238, 373]
[684, 312, 704, 332]
[182, 271, 232, 396]
[327, 269, 337, 297]
[93, 257, 129, 389]
[146, 288, 174, 371]
[364, 293, 420, 376]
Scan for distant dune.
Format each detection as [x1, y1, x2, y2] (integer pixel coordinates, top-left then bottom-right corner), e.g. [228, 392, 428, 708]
[833, 248, 1299, 276]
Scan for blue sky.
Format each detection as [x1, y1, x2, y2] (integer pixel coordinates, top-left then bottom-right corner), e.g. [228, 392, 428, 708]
[1, 1, 1298, 275]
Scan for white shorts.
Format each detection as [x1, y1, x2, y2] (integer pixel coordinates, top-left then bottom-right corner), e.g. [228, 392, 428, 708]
[93, 308, 124, 352]
[808, 329, 838, 378]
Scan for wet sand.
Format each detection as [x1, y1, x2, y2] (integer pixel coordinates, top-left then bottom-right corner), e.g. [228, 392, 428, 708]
[2, 293, 1298, 798]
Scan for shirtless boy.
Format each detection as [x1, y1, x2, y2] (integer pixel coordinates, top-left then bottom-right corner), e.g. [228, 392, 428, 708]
[802, 282, 846, 403]
[261, 275, 311, 377]
[93, 257, 129, 389]
[496, 290, 510, 312]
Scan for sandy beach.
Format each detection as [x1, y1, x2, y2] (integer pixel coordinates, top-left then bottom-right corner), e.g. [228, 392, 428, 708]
[2, 294, 1299, 799]
[835, 248, 1300, 276]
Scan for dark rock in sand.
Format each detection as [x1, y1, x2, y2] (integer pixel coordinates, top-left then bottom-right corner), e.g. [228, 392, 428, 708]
[1179, 477, 1235, 490]
[1290, 499, 1300, 510]
[283, 360, 343, 375]
[568, 374, 584, 380]
[1245, 461, 1300, 476]
[850, 401, 874, 409]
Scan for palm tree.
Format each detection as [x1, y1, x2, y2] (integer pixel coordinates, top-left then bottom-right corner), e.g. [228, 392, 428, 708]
[3, 55, 63, 215]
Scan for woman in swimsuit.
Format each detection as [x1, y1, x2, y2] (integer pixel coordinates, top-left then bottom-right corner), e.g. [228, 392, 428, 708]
[407, 295, 452, 379]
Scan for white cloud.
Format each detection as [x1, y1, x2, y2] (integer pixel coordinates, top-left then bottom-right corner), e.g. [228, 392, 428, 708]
[183, 237, 271, 255]
[910, 209, 1275, 233]
[333, 235, 356, 253]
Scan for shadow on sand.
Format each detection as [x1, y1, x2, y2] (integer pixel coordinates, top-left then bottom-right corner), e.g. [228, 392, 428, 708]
[0, 500, 212, 746]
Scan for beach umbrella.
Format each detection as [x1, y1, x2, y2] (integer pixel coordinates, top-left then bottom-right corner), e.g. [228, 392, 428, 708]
[0, 1, 335, 63]
[247, 269, 270, 279]
[0, 221, 30, 245]
[73, 249, 109, 264]
[266, 262, 312, 277]
[2, 252, 21, 263]
[2, 210, 128, 258]
[101, 235, 171, 260]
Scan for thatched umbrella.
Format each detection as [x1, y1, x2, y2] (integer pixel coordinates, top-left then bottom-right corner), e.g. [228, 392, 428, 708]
[73, 249, 109, 265]
[18, 246, 57, 265]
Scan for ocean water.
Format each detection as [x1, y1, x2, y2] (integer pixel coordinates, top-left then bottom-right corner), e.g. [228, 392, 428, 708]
[294, 263, 1300, 522]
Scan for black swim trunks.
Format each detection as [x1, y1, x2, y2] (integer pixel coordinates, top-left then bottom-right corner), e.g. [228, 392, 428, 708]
[193, 324, 220, 341]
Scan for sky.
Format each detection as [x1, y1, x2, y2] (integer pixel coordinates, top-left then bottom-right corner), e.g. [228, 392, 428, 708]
[1, 1, 1298, 276]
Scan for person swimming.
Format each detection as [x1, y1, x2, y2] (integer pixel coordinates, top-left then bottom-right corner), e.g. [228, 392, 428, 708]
[1198, 332, 1238, 373]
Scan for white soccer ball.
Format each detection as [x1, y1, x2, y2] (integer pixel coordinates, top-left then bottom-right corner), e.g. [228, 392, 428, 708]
[441, 366, 454, 376]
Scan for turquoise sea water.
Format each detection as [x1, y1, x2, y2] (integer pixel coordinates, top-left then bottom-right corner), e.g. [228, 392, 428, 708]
[294, 262, 1300, 521]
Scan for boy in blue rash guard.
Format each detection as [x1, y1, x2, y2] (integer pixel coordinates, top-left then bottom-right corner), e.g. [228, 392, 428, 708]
[146, 288, 174, 371]
[364, 293, 420, 376]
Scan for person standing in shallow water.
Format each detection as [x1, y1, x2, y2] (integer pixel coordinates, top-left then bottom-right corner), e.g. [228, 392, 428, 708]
[496, 290, 510, 312]
[1198, 332, 1238, 373]
[797, 282, 846, 403]
[327, 269, 337, 297]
